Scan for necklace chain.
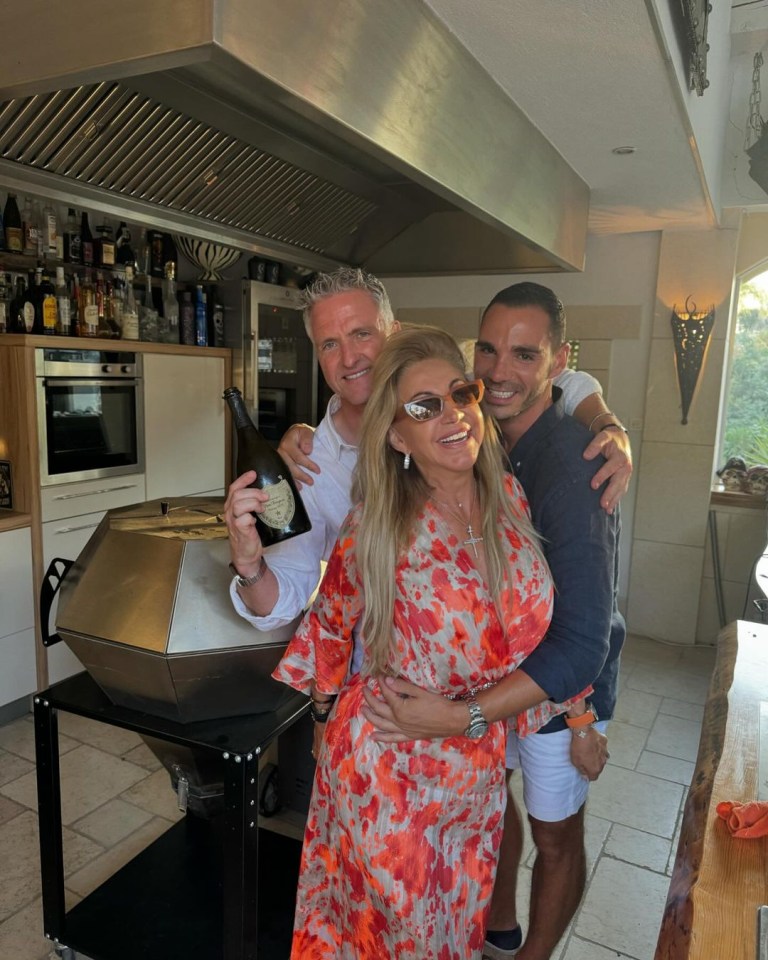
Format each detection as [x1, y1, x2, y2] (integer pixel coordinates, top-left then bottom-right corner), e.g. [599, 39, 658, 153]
[432, 483, 484, 558]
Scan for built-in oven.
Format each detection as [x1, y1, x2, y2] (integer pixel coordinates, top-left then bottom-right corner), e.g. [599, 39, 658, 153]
[36, 348, 145, 486]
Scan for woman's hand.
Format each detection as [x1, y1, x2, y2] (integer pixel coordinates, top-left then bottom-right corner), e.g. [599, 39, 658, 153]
[361, 677, 466, 742]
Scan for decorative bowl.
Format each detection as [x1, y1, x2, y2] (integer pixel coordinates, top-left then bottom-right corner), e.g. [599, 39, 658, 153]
[175, 236, 242, 281]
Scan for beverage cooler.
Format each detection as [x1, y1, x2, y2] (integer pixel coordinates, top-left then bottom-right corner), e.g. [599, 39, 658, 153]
[222, 280, 320, 445]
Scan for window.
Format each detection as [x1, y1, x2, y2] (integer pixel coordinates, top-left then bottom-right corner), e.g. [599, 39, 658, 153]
[718, 270, 768, 472]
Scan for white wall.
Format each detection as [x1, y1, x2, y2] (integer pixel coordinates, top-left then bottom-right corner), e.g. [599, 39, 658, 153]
[385, 230, 662, 609]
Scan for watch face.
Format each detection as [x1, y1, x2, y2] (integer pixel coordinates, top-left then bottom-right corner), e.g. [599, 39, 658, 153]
[465, 719, 488, 740]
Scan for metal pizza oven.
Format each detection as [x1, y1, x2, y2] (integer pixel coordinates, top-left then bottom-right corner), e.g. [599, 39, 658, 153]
[54, 496, 300, 724]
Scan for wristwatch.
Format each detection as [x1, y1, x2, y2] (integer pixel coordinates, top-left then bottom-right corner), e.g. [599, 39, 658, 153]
[565, 703, 598, 739]
[229, 556, 268, 588]
[463, 690, 489, 739]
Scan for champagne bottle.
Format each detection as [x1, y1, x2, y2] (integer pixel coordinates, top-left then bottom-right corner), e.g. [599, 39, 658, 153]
[223, 385, 312, 546]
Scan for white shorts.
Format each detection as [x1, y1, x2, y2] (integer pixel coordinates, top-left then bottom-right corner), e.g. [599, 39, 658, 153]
[505, 721, 610, 823]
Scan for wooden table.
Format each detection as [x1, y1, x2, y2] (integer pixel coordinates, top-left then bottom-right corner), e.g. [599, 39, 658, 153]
[655, 620, 768, 959]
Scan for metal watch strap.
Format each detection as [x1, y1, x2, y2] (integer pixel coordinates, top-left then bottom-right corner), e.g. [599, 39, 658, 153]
[229, 557, 268, 587]
[463, 689, 488, 738]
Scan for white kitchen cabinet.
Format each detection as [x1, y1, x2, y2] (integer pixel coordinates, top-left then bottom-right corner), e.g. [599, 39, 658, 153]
[143, 354, 226, 500]
[41, 474, 147, 522]
[41, 511, 112, 684]
[0, 528, 37, 708]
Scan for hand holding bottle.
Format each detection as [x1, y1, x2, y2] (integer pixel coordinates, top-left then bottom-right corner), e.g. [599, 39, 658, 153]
[223, 470, 284, 617]
[223, 469, 271, 572]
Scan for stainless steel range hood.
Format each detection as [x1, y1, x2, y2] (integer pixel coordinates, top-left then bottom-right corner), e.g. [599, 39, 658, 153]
[0, 0, 589, 276]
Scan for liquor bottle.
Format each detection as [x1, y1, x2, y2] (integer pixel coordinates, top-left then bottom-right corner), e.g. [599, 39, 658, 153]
[222, 385, 312, 546]
[70, 273, 81, 337]
[95, 220, 115, 268]
[20, 271, 38, 333]
[162, 233, 177, 276]
[120, 266, 139, 340]
[79, 270, 99, 337]
[179, 289, 195, 345]
[9, 277, 27, 333]
[111, 275, 124, 335]
[4, 193, 23, 252]
[209, 298, 225, 347]
[63, 208, 81, 264]
[31, 269, 45, 333]
[42, 202, 59, 258]
[95, 272, 111, 336]
[136, 227, 151, 277]
[80, 211, 94, 267]
[0, 273, 11, 333]
[54, 266, 71, 336]
[40, 271, 57, 334]
[194, 284, 208, 346]
[148, 230, 164, 277]
[22, 196, 38, 256]
[162, 262, 180, 344]
[114, 222, 135, 266]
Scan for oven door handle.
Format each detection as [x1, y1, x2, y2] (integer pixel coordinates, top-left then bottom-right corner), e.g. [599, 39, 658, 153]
[44, 378, 141, 388]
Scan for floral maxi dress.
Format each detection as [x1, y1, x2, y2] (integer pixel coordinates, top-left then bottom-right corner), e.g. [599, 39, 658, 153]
[273, 476, 554, 960]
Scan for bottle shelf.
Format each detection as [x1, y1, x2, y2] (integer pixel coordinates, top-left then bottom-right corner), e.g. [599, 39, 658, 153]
[0, 250, 169, 286]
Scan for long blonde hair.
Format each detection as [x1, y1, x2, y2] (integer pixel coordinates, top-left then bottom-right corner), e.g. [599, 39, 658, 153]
[352, 326, 545, 674]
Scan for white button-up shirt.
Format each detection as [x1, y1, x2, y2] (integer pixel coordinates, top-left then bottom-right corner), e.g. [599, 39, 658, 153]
[230, 369, 601, 631]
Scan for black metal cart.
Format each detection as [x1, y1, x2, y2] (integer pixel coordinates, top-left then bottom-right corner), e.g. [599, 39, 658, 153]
[34, 672, 308, 960]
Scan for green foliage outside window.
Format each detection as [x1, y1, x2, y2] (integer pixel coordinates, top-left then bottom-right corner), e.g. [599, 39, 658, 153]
[722, 278, 768, 467]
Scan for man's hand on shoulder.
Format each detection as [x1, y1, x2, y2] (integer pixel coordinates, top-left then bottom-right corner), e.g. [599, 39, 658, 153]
[278, 423, 320, 487]
[583, 425, 632, 515]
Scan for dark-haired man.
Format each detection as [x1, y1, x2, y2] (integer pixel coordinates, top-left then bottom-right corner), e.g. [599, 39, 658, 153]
[476, 283, 625, 960]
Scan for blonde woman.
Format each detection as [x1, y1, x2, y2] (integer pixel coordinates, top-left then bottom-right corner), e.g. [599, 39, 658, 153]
[273, 327, 560, 959]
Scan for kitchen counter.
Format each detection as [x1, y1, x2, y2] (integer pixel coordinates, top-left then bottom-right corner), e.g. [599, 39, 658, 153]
[0, 511, 31, 532]
[655, 620, 768, 959]
[0, 333, 230, 358]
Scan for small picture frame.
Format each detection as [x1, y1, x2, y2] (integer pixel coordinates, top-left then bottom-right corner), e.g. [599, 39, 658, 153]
[0, 461, 13, 510]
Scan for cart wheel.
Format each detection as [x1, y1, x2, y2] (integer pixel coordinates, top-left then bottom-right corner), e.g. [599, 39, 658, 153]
[49, 945, 76, 960]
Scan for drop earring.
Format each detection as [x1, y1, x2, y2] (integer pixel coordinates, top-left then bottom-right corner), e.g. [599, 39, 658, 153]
[403, 452, 411, 470]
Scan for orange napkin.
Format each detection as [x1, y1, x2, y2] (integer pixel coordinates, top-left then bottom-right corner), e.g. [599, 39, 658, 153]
[716, 800, 768, 839]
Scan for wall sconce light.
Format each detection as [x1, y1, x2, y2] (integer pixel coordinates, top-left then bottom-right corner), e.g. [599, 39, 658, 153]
[670, 297, 715, 424]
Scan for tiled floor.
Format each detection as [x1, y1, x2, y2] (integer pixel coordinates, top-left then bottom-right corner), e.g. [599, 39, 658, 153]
[0, 633, 716, 960]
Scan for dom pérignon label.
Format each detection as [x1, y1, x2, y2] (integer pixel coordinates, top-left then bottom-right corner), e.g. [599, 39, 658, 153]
[223, 386, 312, 546]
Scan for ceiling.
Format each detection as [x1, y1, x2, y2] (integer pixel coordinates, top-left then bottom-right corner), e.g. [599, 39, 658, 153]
[423, 0, 718, 236]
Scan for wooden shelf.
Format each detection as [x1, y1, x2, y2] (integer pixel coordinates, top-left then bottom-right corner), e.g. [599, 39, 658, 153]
[0, 333, 230, 357]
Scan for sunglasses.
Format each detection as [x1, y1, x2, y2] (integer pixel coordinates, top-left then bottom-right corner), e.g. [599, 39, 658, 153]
[399, 380, 485, 422]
